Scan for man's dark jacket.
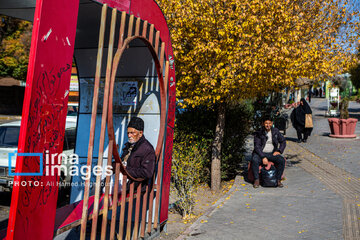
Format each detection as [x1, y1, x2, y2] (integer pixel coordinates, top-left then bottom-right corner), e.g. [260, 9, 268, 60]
[252, 127, 286, 159]
[122, 135, 156, 192]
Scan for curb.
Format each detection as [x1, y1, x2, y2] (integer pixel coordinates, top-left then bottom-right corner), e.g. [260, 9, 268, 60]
[175, 175, 242, 240]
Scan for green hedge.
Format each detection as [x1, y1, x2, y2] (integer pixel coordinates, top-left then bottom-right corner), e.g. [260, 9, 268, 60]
[174, 101, 253, 183]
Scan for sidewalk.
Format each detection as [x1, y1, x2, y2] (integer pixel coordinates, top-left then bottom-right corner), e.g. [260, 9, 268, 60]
[178, 98, 360, 240]
[292, 99, 360, 178]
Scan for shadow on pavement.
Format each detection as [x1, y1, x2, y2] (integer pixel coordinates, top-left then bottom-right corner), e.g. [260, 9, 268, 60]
[349, 113, 360, 120]
[314, 106, 327, 111]
[0, 192, 11, 206]
[285, 137, 298, 142]
[0, 219, 7, 231]
[284, 154, 301, 167]
[0, 192, 10, 230]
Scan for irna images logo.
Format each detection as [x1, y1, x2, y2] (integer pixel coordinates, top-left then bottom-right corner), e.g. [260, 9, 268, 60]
[8, 151, 43, 176]
[8, 150, 113, 180]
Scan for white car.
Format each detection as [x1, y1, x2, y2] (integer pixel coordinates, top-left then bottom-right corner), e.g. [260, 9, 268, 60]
[0, 120, 77, 191]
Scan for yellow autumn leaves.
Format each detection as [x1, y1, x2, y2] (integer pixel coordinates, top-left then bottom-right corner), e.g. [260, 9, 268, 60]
[158, 0, 360, 107]
[0, 18, 32, 80]
[171, 133, 209, 218]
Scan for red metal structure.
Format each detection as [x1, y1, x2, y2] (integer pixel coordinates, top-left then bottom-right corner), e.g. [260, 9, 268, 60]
[0, 0, 175, 239]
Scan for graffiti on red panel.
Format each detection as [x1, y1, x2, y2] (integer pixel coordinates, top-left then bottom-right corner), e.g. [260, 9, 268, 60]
[18, 63, 71, 211]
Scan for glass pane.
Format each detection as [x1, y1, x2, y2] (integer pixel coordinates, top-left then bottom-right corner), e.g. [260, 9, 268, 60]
[67, 106, 78, 116]
[2, 127, 20, 147]
[64, 128, 76, 150]
[0, 127, 6, 145]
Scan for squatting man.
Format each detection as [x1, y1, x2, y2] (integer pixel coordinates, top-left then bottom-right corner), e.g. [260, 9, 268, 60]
[251, 115, 286, 188]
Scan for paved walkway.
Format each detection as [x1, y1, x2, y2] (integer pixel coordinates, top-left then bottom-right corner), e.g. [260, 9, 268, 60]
[178, 98, 360, 240]
[295, 99, 360, 179]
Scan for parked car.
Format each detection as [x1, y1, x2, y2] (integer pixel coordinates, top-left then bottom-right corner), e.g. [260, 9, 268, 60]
[0, 120, 76, 191]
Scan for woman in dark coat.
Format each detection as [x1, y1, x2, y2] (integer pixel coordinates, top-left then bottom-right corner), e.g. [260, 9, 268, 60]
[291, 98, 313, 143]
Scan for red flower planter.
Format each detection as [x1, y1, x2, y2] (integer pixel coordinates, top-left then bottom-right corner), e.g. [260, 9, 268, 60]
[328, 118, 340, 135]
[328, 118, 358, 138]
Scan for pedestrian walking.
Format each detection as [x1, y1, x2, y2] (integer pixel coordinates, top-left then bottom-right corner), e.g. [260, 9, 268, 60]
[290, 98, 313, 143]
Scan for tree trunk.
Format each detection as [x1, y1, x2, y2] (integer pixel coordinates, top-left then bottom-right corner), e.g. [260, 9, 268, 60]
[211, 103, 226, 192]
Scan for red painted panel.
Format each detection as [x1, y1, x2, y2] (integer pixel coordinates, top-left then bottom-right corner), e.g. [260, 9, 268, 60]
[54, 192, 132, 232]
[160, 126, 174, 223]
[167, 67, 176, 128]
[54, 194, 104, 230]
[6, 0, 79, 239]
[96, 0, 130, 11]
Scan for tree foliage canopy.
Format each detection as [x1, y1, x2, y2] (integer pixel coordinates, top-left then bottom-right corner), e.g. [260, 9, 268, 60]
[0, 16, 32, 81]
[158, 0, 360, 107]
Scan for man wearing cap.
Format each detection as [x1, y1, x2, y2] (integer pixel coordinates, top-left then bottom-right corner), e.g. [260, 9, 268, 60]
[120, 117, 156, 191]
[251, 115, 286, 188]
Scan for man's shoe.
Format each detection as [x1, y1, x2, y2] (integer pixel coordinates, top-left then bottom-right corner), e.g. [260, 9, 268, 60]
[296, 139, 302, 143]
[277, 180, 284, 188]
[253, 179, 260, 188]
[302, 139, 307, 143]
